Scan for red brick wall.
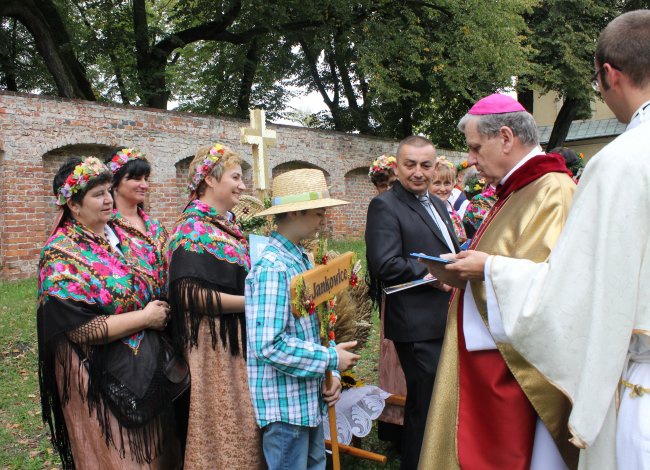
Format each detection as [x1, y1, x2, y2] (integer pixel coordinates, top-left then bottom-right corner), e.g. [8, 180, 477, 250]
[0, 91, 465, 279]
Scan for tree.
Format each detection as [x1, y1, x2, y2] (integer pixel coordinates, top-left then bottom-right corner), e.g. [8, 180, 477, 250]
[518, 0, 620, 149]
[0, 0, 95, 100]
[0, 0, 536, 148]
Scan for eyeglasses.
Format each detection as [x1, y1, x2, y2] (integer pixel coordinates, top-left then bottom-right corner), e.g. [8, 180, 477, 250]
[591, 63, 622, 93]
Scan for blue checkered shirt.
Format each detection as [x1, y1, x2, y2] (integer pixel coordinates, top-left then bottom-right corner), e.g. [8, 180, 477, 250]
[245, 232, 339, 428]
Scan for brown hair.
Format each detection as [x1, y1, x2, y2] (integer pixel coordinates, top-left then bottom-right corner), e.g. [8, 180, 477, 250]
[596, 10, 650, 88]
[188, 145, 242, 196]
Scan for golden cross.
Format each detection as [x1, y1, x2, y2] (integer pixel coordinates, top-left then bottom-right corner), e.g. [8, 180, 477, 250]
[240, 109, 277, 192]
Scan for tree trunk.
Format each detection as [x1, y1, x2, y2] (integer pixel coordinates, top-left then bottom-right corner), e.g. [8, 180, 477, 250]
[546, 96, 579, 150]
[236, 38, 260, 117]
[400, 99, 414, 137]
[517, 87, 534, 114]
[0, 0, 95, 100]
[132, 0, 169, 108]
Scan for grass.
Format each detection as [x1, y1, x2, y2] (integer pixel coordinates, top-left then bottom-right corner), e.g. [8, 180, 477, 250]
[0, 278, 60, 469]
[0, 239, 400, 469]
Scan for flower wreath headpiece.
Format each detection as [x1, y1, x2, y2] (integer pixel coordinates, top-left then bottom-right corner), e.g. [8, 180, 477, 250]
[368, 155, 397, 179]
[436, 156, 456, 171]
[56, 157, 110, 206]
[188, 143, 226, 194]
[109, 148, 145, 174]
[455, 160, 470, 172]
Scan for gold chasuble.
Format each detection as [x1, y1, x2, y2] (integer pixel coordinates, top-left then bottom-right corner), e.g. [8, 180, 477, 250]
[419, 154, 579, 470]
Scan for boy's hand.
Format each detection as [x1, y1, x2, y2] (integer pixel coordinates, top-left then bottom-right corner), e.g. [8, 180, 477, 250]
[322, 377, 342, 407]
[335, 341, 360, 371]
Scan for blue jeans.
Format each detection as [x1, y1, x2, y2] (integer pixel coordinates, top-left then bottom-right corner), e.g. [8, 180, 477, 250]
[262, 421, 326, 470]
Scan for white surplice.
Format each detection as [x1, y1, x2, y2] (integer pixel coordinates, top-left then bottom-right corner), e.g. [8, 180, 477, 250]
[484, 105, 650, 469]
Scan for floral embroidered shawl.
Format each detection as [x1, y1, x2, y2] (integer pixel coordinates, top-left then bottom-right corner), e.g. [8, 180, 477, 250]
[111, 207, 169, 293]
[166, 199, 250, 355]
[37, 219, 168, 467]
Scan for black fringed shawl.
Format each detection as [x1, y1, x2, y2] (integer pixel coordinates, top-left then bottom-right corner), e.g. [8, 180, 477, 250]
[166, 199, 251, 356]
[37, 220, 172, 468]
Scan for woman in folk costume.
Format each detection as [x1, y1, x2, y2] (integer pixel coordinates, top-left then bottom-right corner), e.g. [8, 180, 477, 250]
[462, 183, 497, 239]
[367, 154, 407, 446]
[167, 143, 264, 469]
[429, 157, 468, 245]
[105, 148, 169, 293]
[37, 157, 181, 469]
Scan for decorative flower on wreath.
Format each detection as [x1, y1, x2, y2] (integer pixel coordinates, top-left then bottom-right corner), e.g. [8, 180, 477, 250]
[188, 143, 226, 194]
[436, 156, 455, 170]
[349, 260, 362, 288]
[291, 275, 316, 318]
[368, 155, 397, 179]
[455, 160, 470, 172]
[109, 148, 145, 173]
[314, 237, 329, 265]
[56, 157, 111, 206]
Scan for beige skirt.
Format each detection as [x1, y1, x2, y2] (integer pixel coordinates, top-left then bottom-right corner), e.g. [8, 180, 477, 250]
[378, 300, 407, 425]
[183, 319, 265, 469]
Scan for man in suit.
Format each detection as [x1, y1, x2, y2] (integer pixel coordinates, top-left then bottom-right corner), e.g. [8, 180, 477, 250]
[365, 135, 459, 470]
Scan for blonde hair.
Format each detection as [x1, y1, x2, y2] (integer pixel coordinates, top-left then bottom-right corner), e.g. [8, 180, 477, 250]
[188, 145, 242, 196]
[434, 158, 457, 182]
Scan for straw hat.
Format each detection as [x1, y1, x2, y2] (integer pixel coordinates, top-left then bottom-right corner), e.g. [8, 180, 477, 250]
[232, 195, 266, 222]
[256, 168, 349, 216]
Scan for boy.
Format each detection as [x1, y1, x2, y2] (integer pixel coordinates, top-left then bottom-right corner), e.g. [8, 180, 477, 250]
[245, 168, 361, 470]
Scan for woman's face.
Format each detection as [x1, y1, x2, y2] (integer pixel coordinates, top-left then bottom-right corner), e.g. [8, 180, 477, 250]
[209, 165, 246, 211]
[429, 174, 455, 202]
[375, 174, 397, 194]
[114, 173, 149, 206]
[69, 182, 114, 229]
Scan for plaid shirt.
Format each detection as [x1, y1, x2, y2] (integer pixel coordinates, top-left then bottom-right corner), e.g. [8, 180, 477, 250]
[245, 232, 339, 428]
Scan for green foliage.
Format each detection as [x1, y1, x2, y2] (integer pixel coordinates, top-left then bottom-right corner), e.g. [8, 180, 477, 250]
[519, 0, 619, 118]
[1, 0, 628, 149]
[0, 18, 58, 94]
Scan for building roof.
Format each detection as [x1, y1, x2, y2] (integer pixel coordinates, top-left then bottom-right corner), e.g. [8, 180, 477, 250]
[538, 118, 626, 144]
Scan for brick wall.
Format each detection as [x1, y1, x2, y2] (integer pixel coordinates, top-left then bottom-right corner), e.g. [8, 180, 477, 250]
[0, 91, 464, 279]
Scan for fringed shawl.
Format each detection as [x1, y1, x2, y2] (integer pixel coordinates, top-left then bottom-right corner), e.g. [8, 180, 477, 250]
[166, 199, 251, 356]
[37, 220, 171, 468]
[111, 208, 169, 294]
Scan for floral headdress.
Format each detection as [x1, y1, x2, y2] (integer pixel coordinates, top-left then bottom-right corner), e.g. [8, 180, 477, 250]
[436, 156, 456, 171]
[109, 148, 145, 174]
[368, 154, 397, 179]
[188, 143, 226, 195]
[456, 160, 470, 172]
[56, 157, 110, 206]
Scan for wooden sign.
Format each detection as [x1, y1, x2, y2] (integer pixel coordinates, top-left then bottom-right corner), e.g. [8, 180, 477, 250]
[290, 252, 355, 316]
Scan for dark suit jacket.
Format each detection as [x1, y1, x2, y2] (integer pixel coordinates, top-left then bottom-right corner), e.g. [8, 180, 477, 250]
[365, 180, 460, 342]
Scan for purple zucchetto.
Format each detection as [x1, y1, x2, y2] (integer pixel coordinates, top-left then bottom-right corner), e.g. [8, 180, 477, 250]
[468, 94, 526, 115]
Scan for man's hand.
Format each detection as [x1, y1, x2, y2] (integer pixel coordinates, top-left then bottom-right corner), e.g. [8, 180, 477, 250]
[322, 376, 342, 407]
[335, 341, 360, 371]
[423, 272, 452, 292]
[446, 250, 489, 281]
[418, 254, 466, 289]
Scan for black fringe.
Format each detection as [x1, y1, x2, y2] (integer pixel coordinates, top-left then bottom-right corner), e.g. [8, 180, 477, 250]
[38, 309, 174, 468]
[168, 277, 247, 357]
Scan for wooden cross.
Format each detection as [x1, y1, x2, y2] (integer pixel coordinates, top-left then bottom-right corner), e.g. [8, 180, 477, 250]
[240, 109, 277, 193]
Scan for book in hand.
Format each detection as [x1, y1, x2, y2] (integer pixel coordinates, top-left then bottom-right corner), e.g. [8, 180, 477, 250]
[409, 252, 456, 265]
[383, 277, 438, 295]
